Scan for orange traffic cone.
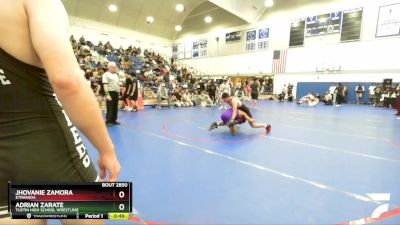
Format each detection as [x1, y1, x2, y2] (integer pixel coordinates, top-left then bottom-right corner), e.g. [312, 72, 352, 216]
[137, 88, 144, 110]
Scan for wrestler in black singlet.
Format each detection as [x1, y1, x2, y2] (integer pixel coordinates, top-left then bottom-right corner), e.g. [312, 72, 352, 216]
[236, 100, 253, 118]
[0, 48, 98, 218]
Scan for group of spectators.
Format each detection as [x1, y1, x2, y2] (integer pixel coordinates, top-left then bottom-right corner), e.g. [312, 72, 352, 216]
[277, 84, 295, 102]
[69, 35, 400, 118]
[70, 35, 195, 107]
[69, 35, 275, 113]
[294, 82, 400, 113]
[322, 83, 400, 108]
[365, 83, 400, 108]
[145, 77, 272, 109]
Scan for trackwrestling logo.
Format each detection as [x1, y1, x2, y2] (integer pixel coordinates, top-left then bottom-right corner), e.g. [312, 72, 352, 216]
[367, 193, 391, 219]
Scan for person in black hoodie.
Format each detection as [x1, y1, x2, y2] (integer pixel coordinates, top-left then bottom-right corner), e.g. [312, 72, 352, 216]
[336, 83, 345, 107]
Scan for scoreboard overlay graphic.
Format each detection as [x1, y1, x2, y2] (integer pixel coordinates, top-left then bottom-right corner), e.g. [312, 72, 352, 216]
[8, 182, 132, 220]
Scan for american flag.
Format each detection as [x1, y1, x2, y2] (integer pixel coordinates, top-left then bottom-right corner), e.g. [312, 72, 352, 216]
[272, 49, 287, 74]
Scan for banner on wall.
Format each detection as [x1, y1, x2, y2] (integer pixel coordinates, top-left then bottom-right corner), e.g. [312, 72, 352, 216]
[192, 39, 208, 58]
[245, 30, 257, 51]
[376, 3, 400, 37]
[172, 43, 185, 59]
[258, 28, 269, 50]
[245, 28, 269, 52]
[172, 44, 178, 59]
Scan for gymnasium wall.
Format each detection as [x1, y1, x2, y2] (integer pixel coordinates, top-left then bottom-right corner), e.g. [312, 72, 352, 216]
[274, 73, 400, 99]
[176, 0, 400, 79]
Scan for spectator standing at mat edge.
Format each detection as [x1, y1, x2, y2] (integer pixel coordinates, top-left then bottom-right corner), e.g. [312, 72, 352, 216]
[335, 83, 345, 107]
[355, 84, 365, 104]
[329, 83, 337, 104]
[250, 78, 260, 107]
[368, 83, 376, 105]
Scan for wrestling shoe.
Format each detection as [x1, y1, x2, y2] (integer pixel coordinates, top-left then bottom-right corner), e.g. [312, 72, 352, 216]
[209, 122, 219, 131]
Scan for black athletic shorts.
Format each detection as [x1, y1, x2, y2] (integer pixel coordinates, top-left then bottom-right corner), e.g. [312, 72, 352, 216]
[123, 93, 132, 102]
[129, 93, 138, 101]
[251, 93, 259, 100]
[0, 114, 99, 218]
[238, 103, 252, 118]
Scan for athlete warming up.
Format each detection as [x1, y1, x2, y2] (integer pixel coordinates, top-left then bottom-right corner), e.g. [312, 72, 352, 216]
[0, 0, 121, 224]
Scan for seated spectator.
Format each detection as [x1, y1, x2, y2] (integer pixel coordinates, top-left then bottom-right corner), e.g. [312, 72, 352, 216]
[287, 92, 294, 102]
[181, 90, 193, 107]
[156, 83, 171, 109]
[384, 88, 397, 108]
[172, 89, 182, 107]
[143, 86, 156, 99]
[192, 91, 201, 106]
[83, 55, 93, 69]
[277, 90, 285, 102]
[321, 91, 333, 105]
[199, 91, 213, 107]
[297, 92, 319, 106]
[379, 91, 388, 107]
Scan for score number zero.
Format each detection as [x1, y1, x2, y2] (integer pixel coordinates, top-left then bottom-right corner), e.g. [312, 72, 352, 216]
[117, 191, 126, 211]
[101, 183, 129, 211]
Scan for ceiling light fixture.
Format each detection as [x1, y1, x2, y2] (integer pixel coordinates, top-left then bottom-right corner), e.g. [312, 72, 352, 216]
[264, 0, 274, 7]
[176, 4, 185, 12]
[175, 25, 182, 31]
[146, 16, 154, 24]
[204, 16, 213, 23]
[108, 4, 118, 12]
